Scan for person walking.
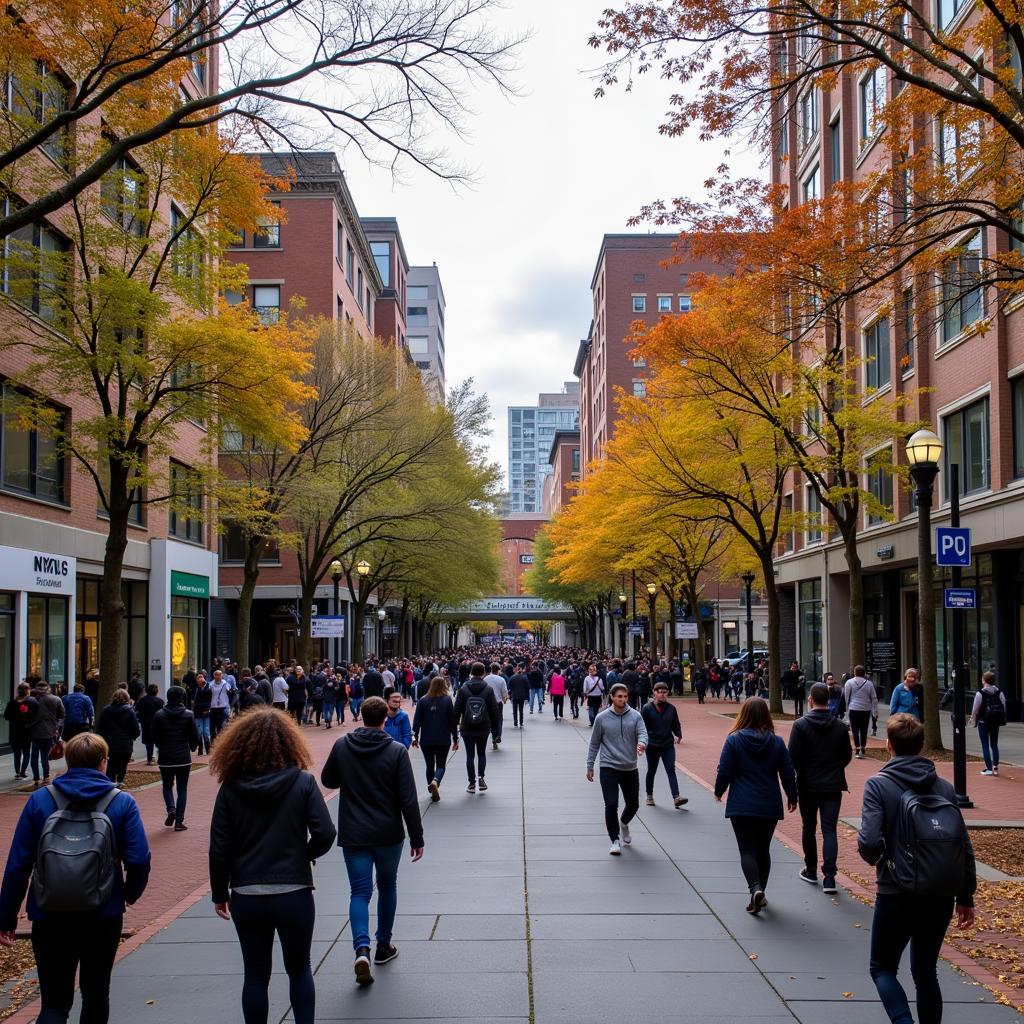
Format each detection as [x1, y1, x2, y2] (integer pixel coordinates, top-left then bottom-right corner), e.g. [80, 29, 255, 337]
[858, 713, 976, 1024]
[507, 663, 530, 728]
[567, 663, 584, 719]
[27, 682, 64, 785]
[890, 667, 922, 722]
[641, 682, 687, 808]
[135, 683, 164, 764]
[61, 684, 95, 742]
[586, 682, 648, 855]
[0, 732, 151, 1024]
[4, 683, 37, 779]
[483, 663, 509, 748]
[454, 663, 499, 793]
[823, 671, 846, 719]
[361, 662, 385, 701]
[383, 691, 412, 748]
[844, 666, 879, 759]
[781, 662, 806, 717]
[192, 672, 213, 755]
[412, 675, 459, 801]
[714, 697, 798, 914]
[271, 669, 289, 711]
[788, 682, 853, 895]
[209, 708, 336, 1024]
[970, 671, 1007, 776]
[322, 672, 339, 728]
[321, 696, 424, 987]
[348, 669, 364, 721]
[209, 669, 235, 741]
[152, 686, 199, 831]
[527, 661, 545, 714]
[548, 667, 567, 721]
[583, 664, 605, 726]
[96, 689, 139, 786]
[286, 666, 308, 727]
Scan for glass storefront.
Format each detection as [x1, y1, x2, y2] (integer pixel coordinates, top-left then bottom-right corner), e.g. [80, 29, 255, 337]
[798, 578, 823, 681]
[171, 596, 206, 683]
[0, 595, 14, 745]
[75, 578, 148, 684]
[27, 595, 67, 687]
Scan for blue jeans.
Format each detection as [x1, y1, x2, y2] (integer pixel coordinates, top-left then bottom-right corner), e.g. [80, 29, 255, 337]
[644, 745, 680, 798]
[978, 722, 1000, 771]
[350, 698, 363, 719]
[195, 716, 211, 750]
[30, 738, 52, 781]
[343, 842, 404, 951]
[529, 688, 544, 711]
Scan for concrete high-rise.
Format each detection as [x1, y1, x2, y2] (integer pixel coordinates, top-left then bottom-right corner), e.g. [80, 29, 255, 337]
[407, 264, 446, 402]
[507, 383, 579, 514]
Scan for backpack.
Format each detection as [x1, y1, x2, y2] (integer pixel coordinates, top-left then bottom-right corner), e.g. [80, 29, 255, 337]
[880, 773, 968, 896]
[32, 786, 119, 913]
[462, 683, 490, 732]
[981, 689, 1006, 727]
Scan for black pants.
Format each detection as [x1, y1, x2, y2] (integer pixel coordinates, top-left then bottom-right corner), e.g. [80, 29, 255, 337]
[512, 698, 526, 726]
[793, 694, 804, 717]
[798, 791, 841, 878]
[63, 722, 91, 741]
[30, 737, 52, 781]
[32, 912, 122, 1023]
[695, 685, 706, 704]
[598, 766, 639, 841]
[492, 703, 503, 740]
[106, 752, 130, 783]
[568, 692, 580, 717]
[160, 765, 191, 825]
[869, 892, 954, 1024]
[730, 816, 777, 894]
[231, 889, 316, 1024]
[551, 694, 564, 719]
[628, 693, 641, 711]
[420, 744, 450, 785]
[849, 709, 871, 750]
[463, 734, 487, 781]
[644, 745, 680, 798]
[10, 739, 29, 775]
[210, 706, 229, 740]
[310, 698, 323, 725]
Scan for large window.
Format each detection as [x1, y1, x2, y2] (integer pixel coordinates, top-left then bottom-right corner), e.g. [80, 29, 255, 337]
[802, 165, 820, 203]
[6, 61, 68, 167]
[1014, 377, 1024, 480]
[28, 596, 67, 686]
[866, 447, 894, 525]
[859, 66, 886, 143]
[169, 461, 203, 543]
[941, 232, 983, 343]
[798, 87, 819, 151]
[220, 524, 280, 564]
[798, 579, 823, 681]
[75, 579, 147, 685]
[371, 241, 391, 287]
[944, 397, 990, 497]
[863, 317, 891, 390]
[100, 156, 146, 236]
[2, 200, 69, 325]
[0, 382, 65, 503]
[171, 596, 206, 681]
[252, 284, 280, 325]
[657, 295, 672, 313]
[632, 295, 646, 313]
[829, 117, 842, 185]
[938, 0, 968, 29]
[252, 203, 281, 247]
[805, 485, 823, 544]
[901, 288, 915, 372]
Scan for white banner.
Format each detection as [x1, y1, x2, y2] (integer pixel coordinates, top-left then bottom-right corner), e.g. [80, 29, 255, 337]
[675, 622, 699, 639]
[311, 616, 345, 638]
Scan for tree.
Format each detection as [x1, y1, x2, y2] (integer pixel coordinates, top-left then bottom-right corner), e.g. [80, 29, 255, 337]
[1, 0, 521, 237]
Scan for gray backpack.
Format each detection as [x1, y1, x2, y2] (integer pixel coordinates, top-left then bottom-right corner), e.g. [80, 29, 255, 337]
[32, 786, 119, 913]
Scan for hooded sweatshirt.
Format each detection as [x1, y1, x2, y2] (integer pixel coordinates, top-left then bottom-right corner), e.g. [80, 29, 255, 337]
[96, 701, 141, 756]
[151, 702, 199, 767]
[714, 728, 798, 820]
[787, 708, 853, 793]
[858, 755, 976, 904]
[587, 705, 648, 772]
[209, 767, 335, 903]
[0, 768, 150, 927]
[321, 727, 424, 848]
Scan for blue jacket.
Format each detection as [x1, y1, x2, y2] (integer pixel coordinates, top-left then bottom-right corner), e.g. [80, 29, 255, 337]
[61, 692, 94, 725]
[384, 709, 412, 748]
[714, 729, 798, 820]
[890, 684, 922, 719]
[0, 768, 151, 929]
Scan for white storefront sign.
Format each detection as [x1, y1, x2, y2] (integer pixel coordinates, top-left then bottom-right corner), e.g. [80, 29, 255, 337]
[1, 544, 76, 595]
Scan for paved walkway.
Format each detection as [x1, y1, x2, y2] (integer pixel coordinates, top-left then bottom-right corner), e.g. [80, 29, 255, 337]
[24, 704, 1024, 1024]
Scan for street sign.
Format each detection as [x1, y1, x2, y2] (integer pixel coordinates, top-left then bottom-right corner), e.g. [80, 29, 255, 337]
[944, 588, 976, 610]
[628, 623, 643, 636]
[310, 615, 345, 638]
[936, 527, 971, 567]
[675, 622, 699, 639]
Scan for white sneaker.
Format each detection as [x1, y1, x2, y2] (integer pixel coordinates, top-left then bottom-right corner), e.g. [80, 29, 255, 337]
[609, 840, 621, 856]
[980, 769, 994, 776]
[620, 821, 631, 845]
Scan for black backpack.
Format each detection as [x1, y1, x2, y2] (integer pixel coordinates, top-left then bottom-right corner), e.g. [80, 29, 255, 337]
[981, 689, 1006, 727]
[880, 772, 968, 896]
[462, 683, 490, 733]
[33, 786, 119, 913]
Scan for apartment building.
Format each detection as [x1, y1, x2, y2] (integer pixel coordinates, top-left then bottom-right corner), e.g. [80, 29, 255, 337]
[360, 216, 410, 354]
[408, 263, 446, 402]
[542, 429, 581, 516]
[507, 383, 579, 514]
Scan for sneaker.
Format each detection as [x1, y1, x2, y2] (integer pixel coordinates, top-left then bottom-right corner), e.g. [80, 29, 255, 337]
[645, 794, 655, 806]
[174, 823, 188, 832]
[993, 767, 999, 776]
[674, 796, 689, 808]
[428, 780, 441, 802]
[822, 876, 837, 895]
[620, 820, 631, 845]
[165, 810, 175, 827]
[466, 781, 476, 793]
[609, 840, 622, 856]
[373, 943, 398, 965]
[751, 890, 767, 914]
[354, 947, 374, 986]
[478, 777, 488, 791]
[492, 741, 498, 750]
[799, 867, 818, 885]
[980, 769, 994, 776]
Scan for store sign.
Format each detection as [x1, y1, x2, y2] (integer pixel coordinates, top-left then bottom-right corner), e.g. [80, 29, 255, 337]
[675, 622, 699, 639]
[0, 544, 76, 595]
[171, 570, 209, 599]
[865, 639, 897, 672]
[310, 615, 345, 638]
[519, 554, 534, 564]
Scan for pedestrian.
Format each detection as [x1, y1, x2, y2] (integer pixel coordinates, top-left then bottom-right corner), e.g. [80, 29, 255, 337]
[362, 662, 385, 701]
[209, 668, 234, 741]
[641, 682, 687, 808]
[349, 669, 365, 720]
[238, 680, 265, 711]
[412, 674, 459, 801]
[135, 683, 164, 764]
[788, 682, 853, 895]
[583, 663, 605, 725]
[844, 665, 879, 758]
[209, 708, 336, 1024]
[308, 665, 326, 726]
[714, 697, 798, 914]
[192, 672, 213, 754]
[322, 672, 339, 727]
[152, 686, 199, 831]
[858, 713, 976, 1024]
[321, 696, 424, 987]
[694, 664, 708, 704]
[271, 669, 289, 711]
[567, 663, 583, 718]
[0, 732, 151, 1024]
[890, 667, 922, 722]
[781, 662, 806, 717]
[454, 663, 500, 793]
[4, 683, 37, 780]
[27, 682, 64, 785]
[483, 662, 509, 748]
[383, 690, 412, 748]
[96, 689, 140, 785]
[507, 663, 530, 728]
[61, 683, 95, 742]
[286, 665, 308, 727]
[548, 667, 567, 721]
[586, 682, 648, 855]
[527, 660, 545, 714]
[823, 671, 846, 718]
[970, 671, 1007, 776]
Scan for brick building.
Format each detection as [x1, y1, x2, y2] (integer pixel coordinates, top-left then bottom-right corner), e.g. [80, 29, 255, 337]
[542, 429, 580, 515]
[361, 216, 409, 353]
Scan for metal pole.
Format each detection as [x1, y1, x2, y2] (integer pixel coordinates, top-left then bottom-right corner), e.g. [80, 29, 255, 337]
[649, 592, 658, 663]
[631, 570, 638, 658]
[913, 462, 940, 751]
[949, 464, 972, 807]
[745, 578, 754, 675]
[332, 575, 340, 667]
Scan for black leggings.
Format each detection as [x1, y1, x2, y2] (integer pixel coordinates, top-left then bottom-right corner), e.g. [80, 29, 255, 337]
[512, 698, 526, 725]
[849, 709, 871, 750]
[599, 766, 640, 841]
[106, 752, 130, 784]
[730, 816, 777, 894]
[551, 694, 564, 719]
[231, 889, 316, 1024]
[420, 744, 450, 785]
[463, 734, 487, 781]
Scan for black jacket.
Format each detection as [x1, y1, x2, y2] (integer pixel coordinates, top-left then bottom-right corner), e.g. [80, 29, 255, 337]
[321, 728, 424, 848]
[641, 700, 682, 748]
[453, 679, 499, 737]
[209, 768, 335, 904]
[412, 695, 458, 747]
[135, 693, 165, 735]
[622, 669, 640, 695]
[362, 670, 385, 700]
[4, 697, 38, 744]
[507, 673, 530, 701]
[97, 702, 141, 756]
[787, 709, 852, 793]
[152, 704, 199, 766]
[192, 684, 213, 718]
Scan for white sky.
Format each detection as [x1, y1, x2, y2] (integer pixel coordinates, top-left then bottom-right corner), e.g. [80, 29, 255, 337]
[342, 0, 760, 476]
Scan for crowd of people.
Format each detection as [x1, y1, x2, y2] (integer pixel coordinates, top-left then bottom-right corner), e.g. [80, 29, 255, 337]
[0, 641, 1005, 1024]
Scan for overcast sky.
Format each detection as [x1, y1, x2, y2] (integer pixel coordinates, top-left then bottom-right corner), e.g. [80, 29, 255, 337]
[343, 0, 759, 477]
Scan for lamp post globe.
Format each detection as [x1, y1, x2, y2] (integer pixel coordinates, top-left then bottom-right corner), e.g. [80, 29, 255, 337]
[329, 559, 342, 579]
[356, 559, 371, 577]
[905, 428, 943, 469]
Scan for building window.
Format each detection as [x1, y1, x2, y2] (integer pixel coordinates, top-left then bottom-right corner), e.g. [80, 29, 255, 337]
[27, 595, 67, 687]
[778, 107, 789, 159]
[356, 268, 363, 314]
[859, 65, 886, 143]
[0, 383, 65, 503]
[220, 524, 280, 564]
[171, 596, 206, 679]
[169, 204, 204, 285]
[100, 156, 146, 236]
[798, 87, 819, 151]
[863, 317, 891, 391]
[938, 100, 980, 183]
[252, 203, 280, 247]
[829, 117, 842, 185]
[632, 295, 646, 313]
[1013, 377, 1024, 479]
[346, 243, 354, 288]
[783, 493, 794, 552]
[632, 379, 646, 398]
[169, 462, 203, 543]
[371, 241, 391, 287]
[866, 447, 894, 524]
[901, 288, 915, 371]
[657, 295, 672, 313]
[632, 354, 646, 367]
[938, 0, 967, 29]
[408, 335, 428, 354]
[802, 164, 820, 203]
[678, 295, 692, 313]
[798, 578, 823, 681]
[941, 232, 983, 344]
[2, 201, 69, 326]
[944, 397, 989, 497]
[6, 61, 69, 167]
[75, 578, 147, 685]
[336, 222, 343, 263]
[252, 284, 280, 325]
[805, 485, 823, 544]
[632, 273, 646, 284]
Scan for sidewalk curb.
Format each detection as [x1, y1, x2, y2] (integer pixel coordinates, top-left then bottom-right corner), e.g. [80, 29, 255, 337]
[676, 758, 1024, 1013]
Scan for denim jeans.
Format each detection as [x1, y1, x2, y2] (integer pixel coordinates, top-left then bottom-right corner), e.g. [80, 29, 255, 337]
[869, 892, 954, 1024]
[978, 721, 1000, 771]
[350, 698, 363, 719]
[798, 791, 841, 878]
[30, 737, 53, 781]
[587, 696, 602, 725]
[644, 745, 680, 798]
[160, 765, 191, 825]
[529, 688, 544, 711]
[342, 841, 404, 951]
[420, 744, 450, 785]
[195, 715, 211, 751]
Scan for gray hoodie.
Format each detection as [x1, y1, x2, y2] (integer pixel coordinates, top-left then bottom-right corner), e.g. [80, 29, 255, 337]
[587, 705, 648, 771]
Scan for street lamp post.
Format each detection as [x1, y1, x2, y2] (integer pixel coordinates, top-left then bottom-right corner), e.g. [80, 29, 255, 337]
[631, 569, 638, 657]
[329, 559, 342, 667]
[377, 606, 387, 659]
[354, 559, 371, 663]
[646, 583, 658, 663]
[742, 571, 755, 675]
[618, 591, 627, 659]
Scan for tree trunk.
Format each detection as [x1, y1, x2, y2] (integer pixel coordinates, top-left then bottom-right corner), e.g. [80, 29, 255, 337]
[685, 582, 705, 671]
[98, 514, 129, 707]
[235, 540, 262, 669]
[397, 597, 409, 657]
[761, 556, 783, 714]
[845, 528, 865, 675]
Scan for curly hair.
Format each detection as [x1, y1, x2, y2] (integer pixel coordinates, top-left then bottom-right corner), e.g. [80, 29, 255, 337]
[208, 707, 312, 784]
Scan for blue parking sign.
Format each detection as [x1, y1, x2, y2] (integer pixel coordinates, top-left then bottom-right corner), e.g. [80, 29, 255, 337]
[935, 527, 971, 567]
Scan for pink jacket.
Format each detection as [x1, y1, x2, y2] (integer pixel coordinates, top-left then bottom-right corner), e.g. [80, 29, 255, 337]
[548, 673, 566, 696]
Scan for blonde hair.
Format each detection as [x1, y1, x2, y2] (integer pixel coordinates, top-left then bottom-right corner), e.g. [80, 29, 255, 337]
[111, 689, 131, 705]
[65, 732, 109, 769]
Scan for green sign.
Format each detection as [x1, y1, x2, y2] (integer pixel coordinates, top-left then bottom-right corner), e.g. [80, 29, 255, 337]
[171, 570, 209, 599]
